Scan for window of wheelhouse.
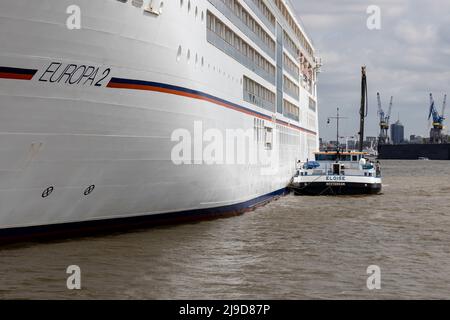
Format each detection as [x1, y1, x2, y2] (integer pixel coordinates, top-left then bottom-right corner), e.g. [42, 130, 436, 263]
[315, 154, 337, 161]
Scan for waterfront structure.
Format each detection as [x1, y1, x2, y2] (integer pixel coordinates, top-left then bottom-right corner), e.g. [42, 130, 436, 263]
[391, 120, 405, 145]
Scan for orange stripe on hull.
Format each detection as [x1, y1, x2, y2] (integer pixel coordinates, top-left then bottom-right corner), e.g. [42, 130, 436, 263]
[107, 82, 272, 119]
[107, 82, 316, 135]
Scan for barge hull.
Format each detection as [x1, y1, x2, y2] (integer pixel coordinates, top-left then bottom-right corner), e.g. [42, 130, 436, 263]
[291, 183, 382, 196]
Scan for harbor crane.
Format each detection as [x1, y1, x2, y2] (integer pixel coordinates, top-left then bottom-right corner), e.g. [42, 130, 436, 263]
[428, 93, 447, 144]
[377, 92, 393, 145]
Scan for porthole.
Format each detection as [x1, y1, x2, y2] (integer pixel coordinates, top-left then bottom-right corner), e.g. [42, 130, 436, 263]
[201, 57, 205, 67]
[159, 1, 164, 14]
[195, 53, 198, 65]
[187, 49, 191, 63]
[188, 0, 191, 12]
[201, 11, 204, 22]
[42, 186, 54, 198]
[180, 0, 183, 7]
[195, 6, 198, 18]
[176, 45, 182, 62]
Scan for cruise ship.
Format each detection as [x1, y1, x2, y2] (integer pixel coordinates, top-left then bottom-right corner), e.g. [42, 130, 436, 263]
[0, 0, 320, 241]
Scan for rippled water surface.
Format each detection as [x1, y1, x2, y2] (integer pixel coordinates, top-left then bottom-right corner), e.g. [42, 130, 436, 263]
[1, 160, 450, 299]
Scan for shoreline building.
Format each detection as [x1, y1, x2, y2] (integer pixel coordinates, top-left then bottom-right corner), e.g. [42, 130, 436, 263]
[391, 120, 405, 145]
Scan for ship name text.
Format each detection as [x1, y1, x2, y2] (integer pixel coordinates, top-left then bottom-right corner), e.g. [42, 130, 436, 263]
[38, 62, 111, 87]
[326, 176, 346, 181]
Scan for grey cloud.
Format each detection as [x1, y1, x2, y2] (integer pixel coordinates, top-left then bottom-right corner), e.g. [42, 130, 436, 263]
[294, 0, 450, 139]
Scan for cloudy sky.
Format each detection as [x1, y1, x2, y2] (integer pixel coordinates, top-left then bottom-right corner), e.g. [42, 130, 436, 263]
[292, 0, 450, 140]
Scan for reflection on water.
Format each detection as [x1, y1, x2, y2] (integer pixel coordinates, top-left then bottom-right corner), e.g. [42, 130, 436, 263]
[1, 161, 450, 299]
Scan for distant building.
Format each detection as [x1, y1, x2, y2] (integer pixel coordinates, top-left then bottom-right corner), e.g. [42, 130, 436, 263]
[329, 141, 339, 148]
[391, 121, 404, 144]
[410, 135, 424, 144]
[347, 140, 357, 150]
[442, 135, 449, 143]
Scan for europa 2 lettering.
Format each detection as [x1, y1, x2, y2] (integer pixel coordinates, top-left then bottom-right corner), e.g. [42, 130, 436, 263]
[38, 62, 111, 87]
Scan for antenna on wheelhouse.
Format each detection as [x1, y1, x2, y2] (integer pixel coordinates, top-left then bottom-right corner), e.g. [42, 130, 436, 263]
[327, 107, 348, 159]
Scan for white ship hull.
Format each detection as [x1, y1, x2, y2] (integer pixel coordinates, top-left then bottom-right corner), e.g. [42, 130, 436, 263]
[0, 0, 319, 239]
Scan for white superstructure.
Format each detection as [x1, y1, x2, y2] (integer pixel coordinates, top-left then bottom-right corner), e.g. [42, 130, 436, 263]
[291, 152, 382, 195]
[0, 0, 319, 235]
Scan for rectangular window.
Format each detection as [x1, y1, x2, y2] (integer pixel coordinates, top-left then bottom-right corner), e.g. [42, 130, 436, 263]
[265, 127, 273, 150]
[283, 53, 300, 79]
[243, 76, 275, 112]
[309, 97, 317, 112]
[207, 11, 276, 84]
[283, 75, 299, 100]
[283, 99, 300, 122]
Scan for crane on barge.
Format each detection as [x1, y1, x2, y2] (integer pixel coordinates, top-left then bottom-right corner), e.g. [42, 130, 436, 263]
[358, 67, 368, 152]
[429, 93, 447, 144]
[377, 93, 394, 145]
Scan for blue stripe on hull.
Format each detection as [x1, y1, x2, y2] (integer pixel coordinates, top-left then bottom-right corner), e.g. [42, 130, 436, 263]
[107, 77, 317, 135]
[0, 188, 288, 244]
[0, 66, 38, 75]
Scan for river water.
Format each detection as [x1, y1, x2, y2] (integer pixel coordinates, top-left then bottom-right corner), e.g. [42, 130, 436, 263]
[1, 160, 450, 299]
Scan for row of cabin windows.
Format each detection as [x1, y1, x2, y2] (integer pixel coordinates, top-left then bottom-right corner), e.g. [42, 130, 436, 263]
[244, 76, 301, 125]
[316, 154, 359, 162]
[283, 75, 299, 98]
[285, 31, 314, 82]
[283, 31, 299, 57]
[218, 0, 275, 55]
[283, 52, 299, 78]
[283, 99, 300, 122]
[207, 11, 276, 78]
[176, 45, 243, 86]
[244, 76, 275, 105]
[249, 0, 276, 27]
[274, 0, 313, 57]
